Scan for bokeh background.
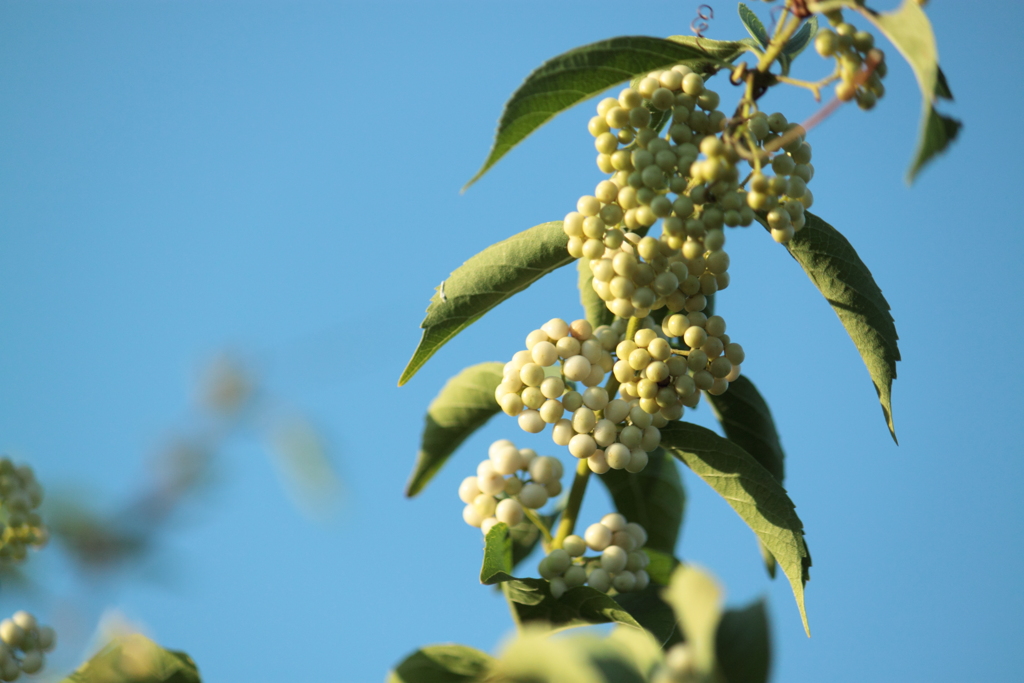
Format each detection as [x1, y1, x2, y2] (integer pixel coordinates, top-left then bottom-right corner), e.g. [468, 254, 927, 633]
[1, 1, 1021, 681]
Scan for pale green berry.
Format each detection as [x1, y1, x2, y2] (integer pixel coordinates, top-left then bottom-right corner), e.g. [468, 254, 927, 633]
[582, 387, 609, 410]
[601, 545, 628, 573]
[588, 115, 610, 137]
[593, 419, 618, 447]
[518, 410, 545, 434]
[563, 356, 592, 382]
[499, 393, 524, 417]
[530, 456, 563, 485]
[625, 449, 649, 473]
[625, 522, 648, 547]
[563, 534, 587, 557]
[683, 326, 707, 349]
[606, 443, 631, 470]
[539, 399, 564, 424]
[619, 87, 642, 109]
[567, 434, 597, 459]
[504, 477, 523, 496]
[519, 483, 549, 509]
[462, 504, 485, 528]
[19, 651, 41, 676]
[772, 226, 795, 243]
[767, 112, 788, 133]
[605, 106, 630, 129]
[681, 73, 704, 96]
[459, 476, 481, 504]
[473, 493, 497, 518]
[564, 565, 587, 588]
[605, 399, 631, 424]
[556, 336, 581, 359]
[587, 567, 611, 593]
[540, 376, 566, 400]
[545, 480, 563, 497]
[585, 522, 613, 551]
[521, 387, 544, 410]
[561, 390, 583, 413]
[552, 419, 574, 446]
[496, 498, 524, 526]
[641, 426, 661, 451]
[35, 627, 54, 653]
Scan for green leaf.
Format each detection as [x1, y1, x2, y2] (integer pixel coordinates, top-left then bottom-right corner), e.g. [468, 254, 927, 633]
[614, 584, 683, 648]
[716, 599, 772, 683]
[660, 422, 812, 635]
[643, 548, 681, 587]
[503, 579, 642, 630]
[398, 221, 572, 386]
[598, 448, 684, 555]
[665, 35, 755, 67]
[465, 37, 742, 188]
[62, 634, 200, 683]
[406, 362, 504, 497]
[738, 3, 770, 49]
[490, 625, 660, 683]
[853, 0, 960, 181]
[481, 522, 515, 585]
[705, 376, 784, 484]
[783, 16, 818, 59]
[578, 258, 614, 330]
[706, 375, 785, 579]
[662, 565, 723, 676]
[786, 212, 900, 442]
[388, 644, 494, 683]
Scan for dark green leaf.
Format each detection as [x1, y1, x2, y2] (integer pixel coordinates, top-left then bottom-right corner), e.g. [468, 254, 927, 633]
[62, 634, 200, 683]
[853, 0, 959, 180]
[783, 16, 818, 58]
[503, 579, 641, 630]
[578, 258, 614, 330]
[406, 362, 504, 497]
[481, 522, 515, 585]
[661, 422, 811, 635]
[662, 565, 723, 676]
[706, 375, 784, 483]
[786, 212, 900, 442]
[615, 584, 683, 648]
[716, 599, 772, 683]
[598, 449, 684, 555]
[907, 107, 961, 181]
[388, 644, 494, 683]
[398, 222, 571, 386]
[738, 3, 770, 49]
[706, 375, 785, 579]
[466, 37, 744, 188]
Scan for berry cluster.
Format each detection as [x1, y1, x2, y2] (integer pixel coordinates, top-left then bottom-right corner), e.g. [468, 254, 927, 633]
[459, 440, 564, 534]
[0, 612, 55, 680]
[0, 460, 47, 565]
[496, 318, 671, 473]
[538, 513, 650, 597]
[815, 15, 888, 110]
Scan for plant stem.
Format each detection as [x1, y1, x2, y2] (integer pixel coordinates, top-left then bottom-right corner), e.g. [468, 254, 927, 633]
[552, 458, 591, 548]
[756, 11, 802, 73]
[775, 73, 840, 101]
[523, 507, 553, 548]
[626, 316, 642, 341]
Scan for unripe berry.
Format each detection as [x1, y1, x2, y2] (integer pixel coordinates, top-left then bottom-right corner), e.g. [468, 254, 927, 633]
[36, 627, 54, 653]
[601, 545, 629, 573]
[568, 434, 597, 459]
[681, 73, 704, 96]
[552, 419, 574, 446]
[518, 410, 545, 434]
[504, 477, 523, 496]
[530, 456, 563, 485]
[585, 523, 613, 551]
[563, 356, 592, 382]
[564, 534, 587, 557]
[613, 571, 637, 593]
[588, 449, 610, 474]
[459, 476, 481, 504]
[539, 399, 564, 423]
[547, 548, 572, 574]
[19, 652, 42, 675]
[462, 505, 485, 528]
[480, 517, 500, 536]
[564, 565, 587, 588]
[587, 567, 611, 593]
[519, 483, 549, 509]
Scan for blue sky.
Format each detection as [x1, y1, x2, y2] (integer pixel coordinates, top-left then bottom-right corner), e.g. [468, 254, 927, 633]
[1, 1, 1021, 681]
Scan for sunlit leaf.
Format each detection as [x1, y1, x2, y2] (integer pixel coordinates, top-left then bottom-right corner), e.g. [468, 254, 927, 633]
[387, 644, 494, 683]
[502, 579, 641, 631]
[407, 362, 504, 497]
[661, 422, 811, 635]
[786, 212, 900, 442]
[466, 36, 747, 188]
[62, 634, 200, 683]
[738, 3, 770, 49]
[480, 522, 514, 585]
[399, 222, 570, 385]
[662, 565, 723, 675]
